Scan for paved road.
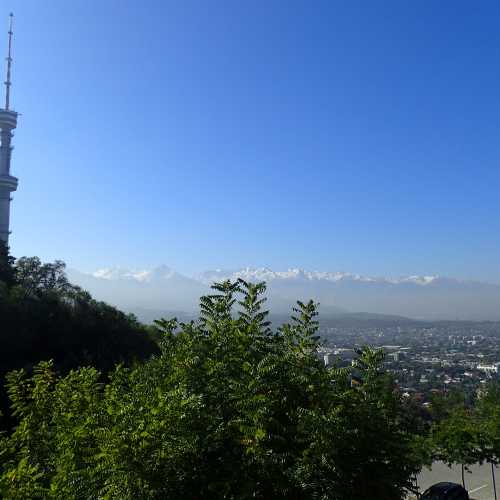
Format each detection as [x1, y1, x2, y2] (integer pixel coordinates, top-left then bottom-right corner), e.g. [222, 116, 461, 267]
[417, 462, 499, 500]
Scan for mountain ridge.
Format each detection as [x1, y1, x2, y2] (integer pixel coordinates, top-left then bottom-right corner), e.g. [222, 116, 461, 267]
[66, 266, 500, 322]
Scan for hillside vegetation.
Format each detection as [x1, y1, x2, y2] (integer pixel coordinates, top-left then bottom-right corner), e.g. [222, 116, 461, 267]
[0, 243, 158, 428]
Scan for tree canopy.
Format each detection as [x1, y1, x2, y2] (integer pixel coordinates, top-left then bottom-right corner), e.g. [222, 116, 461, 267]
[1, 277, 423, 499]
[0, 243, 158, 429]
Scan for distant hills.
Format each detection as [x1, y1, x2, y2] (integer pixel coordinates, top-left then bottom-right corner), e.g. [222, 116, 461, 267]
[67, 266, 500, 323]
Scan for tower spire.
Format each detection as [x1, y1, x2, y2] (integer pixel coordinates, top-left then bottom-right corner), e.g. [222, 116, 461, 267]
[4, 13, 13, 111]
[0, 13, 18, 243]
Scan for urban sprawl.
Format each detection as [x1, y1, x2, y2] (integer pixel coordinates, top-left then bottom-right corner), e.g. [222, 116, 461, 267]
[319, 322, 500, 405]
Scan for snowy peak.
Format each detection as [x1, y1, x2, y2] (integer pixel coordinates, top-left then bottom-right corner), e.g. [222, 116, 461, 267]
[196, 268, 440, 286]
[397, 275, 439, 286]
[92, 265, 177, 283]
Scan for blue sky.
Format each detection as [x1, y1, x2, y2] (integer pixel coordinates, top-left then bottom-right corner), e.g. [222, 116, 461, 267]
[3, 1, 500, 281]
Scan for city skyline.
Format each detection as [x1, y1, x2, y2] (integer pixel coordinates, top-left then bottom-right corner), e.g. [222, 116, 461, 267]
[3, 1, 500, 283]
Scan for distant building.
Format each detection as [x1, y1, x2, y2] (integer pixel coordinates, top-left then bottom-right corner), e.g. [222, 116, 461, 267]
[477, 362, 500, 374]
[333, 348, 355, 361]
[382, 345, 400, 352]
[390, 352, 400, 362]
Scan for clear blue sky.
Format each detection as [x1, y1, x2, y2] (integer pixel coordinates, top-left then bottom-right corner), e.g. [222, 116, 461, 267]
[3, 0, 500, 281]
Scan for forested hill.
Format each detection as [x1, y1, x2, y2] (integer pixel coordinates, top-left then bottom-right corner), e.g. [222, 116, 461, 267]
[0, 243, 158, 428]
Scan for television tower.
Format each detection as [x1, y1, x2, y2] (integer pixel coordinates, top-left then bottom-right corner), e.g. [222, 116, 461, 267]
[0, 13, 18, 243]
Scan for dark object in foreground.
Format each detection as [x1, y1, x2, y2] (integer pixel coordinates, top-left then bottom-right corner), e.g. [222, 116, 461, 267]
[421, 482, 469, 500]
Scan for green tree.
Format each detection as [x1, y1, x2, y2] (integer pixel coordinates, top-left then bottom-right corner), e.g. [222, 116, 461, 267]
[0, 240, 16, 288]
[430, 404, 487, 489]
[0, 253, 158, 430]
[1, 280, 424, 499]
[476, 382, 500, 499]
[14, 257, 75, 299]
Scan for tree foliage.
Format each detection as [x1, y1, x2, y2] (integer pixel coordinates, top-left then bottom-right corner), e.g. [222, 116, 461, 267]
[428, 382, 500, 489]
[1, 279, 423, 499]
[0, 246, 158, 429]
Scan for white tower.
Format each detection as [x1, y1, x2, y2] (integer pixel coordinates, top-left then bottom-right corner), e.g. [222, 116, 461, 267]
[0, 14, 18, 243]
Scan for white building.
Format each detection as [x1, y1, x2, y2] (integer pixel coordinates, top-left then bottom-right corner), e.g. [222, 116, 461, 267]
[477, 362, 500, 374]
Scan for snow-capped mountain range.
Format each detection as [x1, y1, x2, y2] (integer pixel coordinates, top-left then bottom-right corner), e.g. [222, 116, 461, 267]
[66, 266, 500, 322]
[195, 267, 440, 286]
[90, 266, 440, 285]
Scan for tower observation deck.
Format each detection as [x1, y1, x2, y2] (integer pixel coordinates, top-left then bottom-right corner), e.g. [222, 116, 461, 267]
[0, 13, 18, 243]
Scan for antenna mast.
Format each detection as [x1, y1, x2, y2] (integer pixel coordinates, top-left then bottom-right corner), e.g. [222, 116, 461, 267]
[4, 13, 13, 110]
